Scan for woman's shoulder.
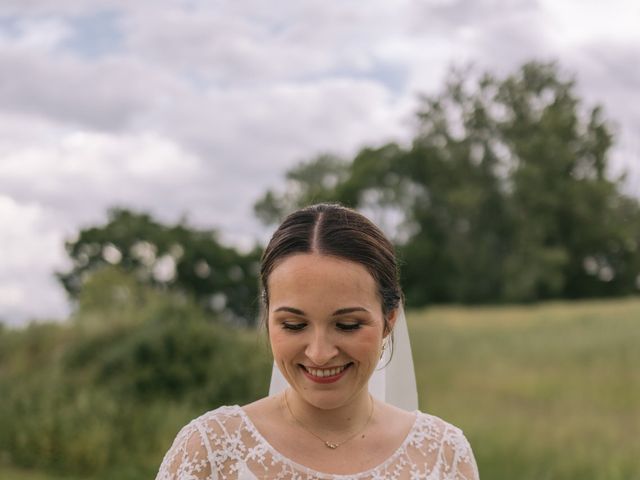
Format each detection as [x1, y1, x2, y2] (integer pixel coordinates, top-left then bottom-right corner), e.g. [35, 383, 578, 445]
[412, 409, 473, 448]
[409, 410, 479, 478]
[174, 397, 277, 446]
[177, 404, 247, 440]
[413, 410, 466, 436]
[155, 405, 250, 480]
[190, 404, 244, 424]
[165, 405, 248, 456]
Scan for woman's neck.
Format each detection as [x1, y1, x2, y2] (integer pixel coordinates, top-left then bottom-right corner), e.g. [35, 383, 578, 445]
[283, 387, 374, 434]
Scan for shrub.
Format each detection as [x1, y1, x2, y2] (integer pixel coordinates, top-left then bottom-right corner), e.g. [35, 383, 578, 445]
[0, 273, 271, 476]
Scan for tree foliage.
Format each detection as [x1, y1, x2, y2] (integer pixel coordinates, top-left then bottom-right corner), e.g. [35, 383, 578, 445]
[254, 61, 640, 305]
[56, 208, 262, 324]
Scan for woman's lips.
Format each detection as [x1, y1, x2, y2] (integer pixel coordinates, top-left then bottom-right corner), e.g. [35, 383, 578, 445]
[300, 363, 352, 384]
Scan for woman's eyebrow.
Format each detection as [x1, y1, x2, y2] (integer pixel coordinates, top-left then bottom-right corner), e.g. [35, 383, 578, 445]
[332, 307, 370, 316]
[273, 306, 369, 316]
[273, 306, 306, 316]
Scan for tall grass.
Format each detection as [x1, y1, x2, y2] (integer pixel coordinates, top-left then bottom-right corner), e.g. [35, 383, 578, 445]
[409, 297, 640, 480]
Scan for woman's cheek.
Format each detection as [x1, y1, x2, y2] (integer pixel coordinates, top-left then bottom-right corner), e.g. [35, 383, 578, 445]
[356, 327, 383, 348]
[269, 329, 293, 359]
[348, 330, 383, 364]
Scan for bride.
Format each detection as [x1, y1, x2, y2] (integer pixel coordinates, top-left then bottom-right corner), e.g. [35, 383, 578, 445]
[156, 203, 479, 479]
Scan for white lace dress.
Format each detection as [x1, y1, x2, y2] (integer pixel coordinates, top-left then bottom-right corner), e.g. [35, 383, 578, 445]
[155, 405, 479, 480]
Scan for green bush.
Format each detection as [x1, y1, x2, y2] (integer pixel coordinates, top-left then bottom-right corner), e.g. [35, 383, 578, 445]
[0, 270, 271, 477]
[65, 315, 270, 406]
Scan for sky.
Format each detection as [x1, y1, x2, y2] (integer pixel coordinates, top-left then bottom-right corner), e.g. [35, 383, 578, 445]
[1, 0, 639, 326]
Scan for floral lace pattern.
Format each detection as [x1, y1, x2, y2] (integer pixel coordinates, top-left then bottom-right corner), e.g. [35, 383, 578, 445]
[156, 405, 479, 480]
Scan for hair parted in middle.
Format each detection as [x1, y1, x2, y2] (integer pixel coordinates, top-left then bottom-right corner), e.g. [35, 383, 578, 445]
[259, 203, 403, 335]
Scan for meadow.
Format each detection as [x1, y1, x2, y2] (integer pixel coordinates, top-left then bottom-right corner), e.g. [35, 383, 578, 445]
[1, 297, 639, 479]
[411, 298, 640, 480]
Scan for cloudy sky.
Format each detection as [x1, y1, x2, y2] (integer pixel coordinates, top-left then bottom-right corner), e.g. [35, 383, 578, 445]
[1, 0, 639, 325]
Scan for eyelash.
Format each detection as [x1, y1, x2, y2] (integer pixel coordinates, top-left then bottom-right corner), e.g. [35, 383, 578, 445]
[281, 322, 361, 332]
[282, 322, 305, 331]
[337, 322, 361, 331]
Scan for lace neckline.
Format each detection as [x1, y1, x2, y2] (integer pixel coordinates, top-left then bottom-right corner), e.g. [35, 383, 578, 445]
[236, 405, 421, 479]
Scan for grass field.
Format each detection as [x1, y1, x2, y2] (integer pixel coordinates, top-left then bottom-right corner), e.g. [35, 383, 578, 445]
[2, 297, 639, 479]
[0, 465, 80, 480]
[409, 297, 640, 480]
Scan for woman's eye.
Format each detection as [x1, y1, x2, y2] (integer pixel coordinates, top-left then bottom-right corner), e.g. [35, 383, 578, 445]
[337, 322, 361, 331]
[282, 322, 306, 331]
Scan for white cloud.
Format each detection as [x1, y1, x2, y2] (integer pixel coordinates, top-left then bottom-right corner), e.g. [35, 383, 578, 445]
[122, 2, 414, 88]
[540, 0, 640, 46]
[0, 43, 188, 129]
[0, 118, 202, 215]
[0, 195, 69, 324]
[0, 16, 71, 50]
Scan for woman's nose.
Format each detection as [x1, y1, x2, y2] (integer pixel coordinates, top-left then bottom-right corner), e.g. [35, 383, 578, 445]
[305, 332, 339, 365]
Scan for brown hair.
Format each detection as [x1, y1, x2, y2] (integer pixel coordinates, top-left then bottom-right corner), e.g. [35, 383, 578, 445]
[260, 203, 403, 336]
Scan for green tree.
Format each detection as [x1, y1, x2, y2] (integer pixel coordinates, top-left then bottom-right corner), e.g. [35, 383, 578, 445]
[254, 61, 640, 304]
[56, 208, 262, 324]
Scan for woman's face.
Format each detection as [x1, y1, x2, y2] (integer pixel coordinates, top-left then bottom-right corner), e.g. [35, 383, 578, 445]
[267, 253, 396, 410]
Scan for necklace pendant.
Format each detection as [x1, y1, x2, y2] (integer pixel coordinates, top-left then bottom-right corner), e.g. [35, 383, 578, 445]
[325, 441, 339, 449]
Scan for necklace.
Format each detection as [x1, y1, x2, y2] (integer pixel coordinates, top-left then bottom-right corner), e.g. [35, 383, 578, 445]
[283, 390, 375, 449]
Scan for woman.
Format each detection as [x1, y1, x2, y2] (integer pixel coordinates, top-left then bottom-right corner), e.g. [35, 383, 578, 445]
[156, 203, 479, 479]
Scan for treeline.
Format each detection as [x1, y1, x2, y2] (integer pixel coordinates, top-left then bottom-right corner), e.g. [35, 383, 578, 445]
[58, 61, 640, 323]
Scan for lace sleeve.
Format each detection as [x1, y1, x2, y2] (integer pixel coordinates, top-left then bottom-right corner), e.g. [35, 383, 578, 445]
[155, 418, 217, 480]
[441, 425, 480, 480]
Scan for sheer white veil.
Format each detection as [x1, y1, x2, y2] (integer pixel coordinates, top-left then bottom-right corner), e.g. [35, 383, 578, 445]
[268, 303, 419, 411]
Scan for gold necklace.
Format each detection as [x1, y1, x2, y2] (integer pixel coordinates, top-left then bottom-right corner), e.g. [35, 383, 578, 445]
[283, 390, 375, 449]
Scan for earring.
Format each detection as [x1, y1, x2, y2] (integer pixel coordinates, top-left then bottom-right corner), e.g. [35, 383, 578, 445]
[380, 339, 387, 359]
